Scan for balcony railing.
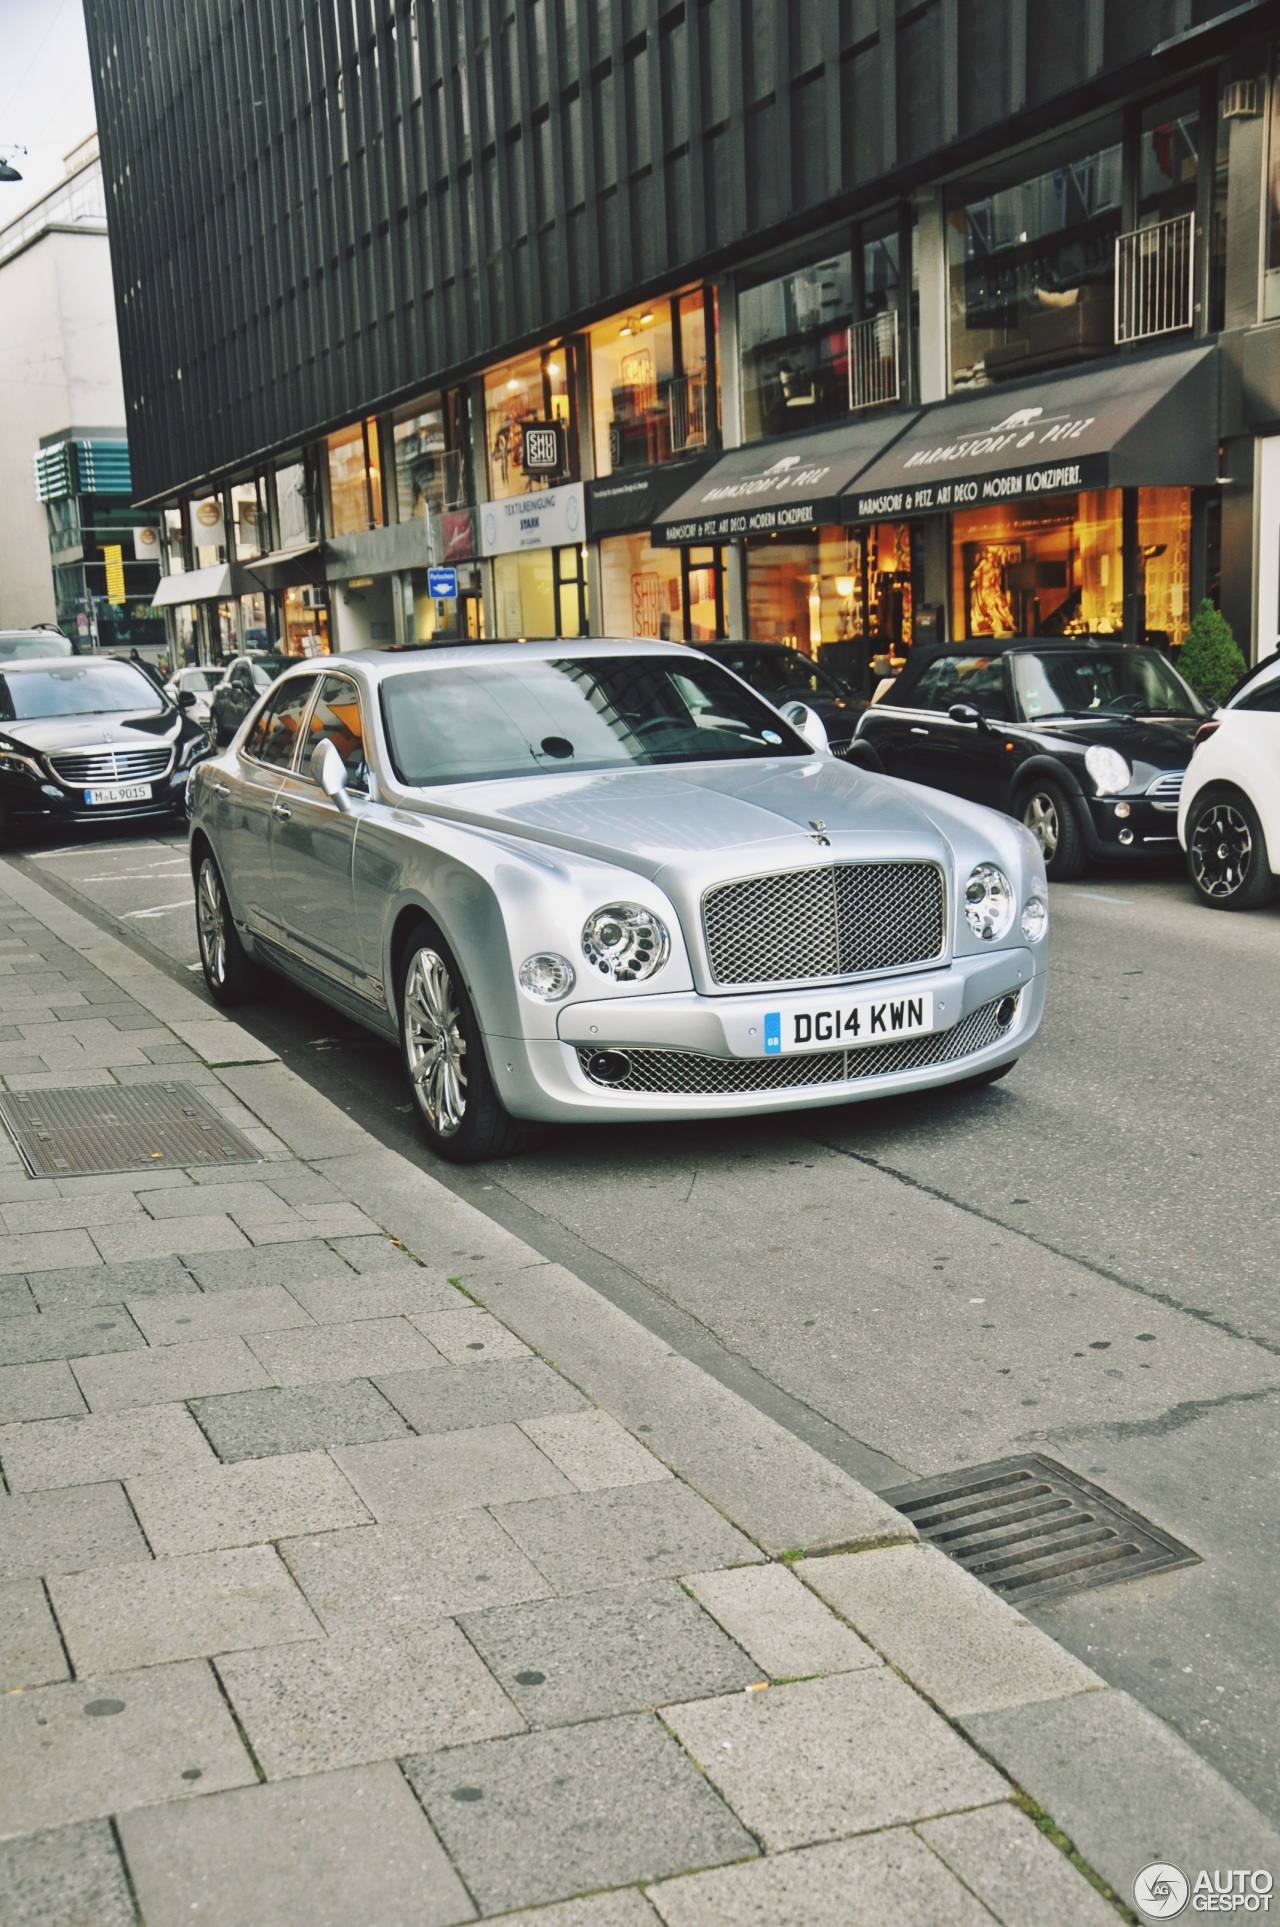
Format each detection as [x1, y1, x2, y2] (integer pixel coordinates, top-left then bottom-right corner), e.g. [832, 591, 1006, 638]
[847, 309, 900, 411]
[1114, 213, 1195, 345]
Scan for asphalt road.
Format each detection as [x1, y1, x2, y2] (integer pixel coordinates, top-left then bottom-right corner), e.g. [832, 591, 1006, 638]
[11, 823, 1280, 1825]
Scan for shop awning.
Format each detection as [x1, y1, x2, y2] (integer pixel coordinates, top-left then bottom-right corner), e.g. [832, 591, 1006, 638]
[243, 543, 325, 592]
[846, 346, 1218, 521]
[651, 416, 910, 546]
[150, 564, 234, 607]
[587, 456, 717, 539]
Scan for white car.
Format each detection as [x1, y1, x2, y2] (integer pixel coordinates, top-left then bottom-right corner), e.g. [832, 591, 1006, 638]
[1178, 656, 1280, 908]
[164, 665, 221, 727]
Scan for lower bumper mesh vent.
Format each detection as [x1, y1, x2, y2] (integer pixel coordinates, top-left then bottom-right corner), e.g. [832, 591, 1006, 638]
[577, 994, 1015, 1096]
[881, 1454, 1199, 1606]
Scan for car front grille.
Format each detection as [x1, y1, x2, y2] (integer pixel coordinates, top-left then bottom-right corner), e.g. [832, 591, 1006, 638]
[702, 861, 946, 986]
[1146, 771, 1183, 813]
[49, 747, 173, 787]
[577, 994, 1015, 1095]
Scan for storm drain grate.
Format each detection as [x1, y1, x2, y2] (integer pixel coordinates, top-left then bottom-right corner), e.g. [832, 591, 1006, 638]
[0, 1082, 263, 1178]
[881, 1454, 1199, 1606]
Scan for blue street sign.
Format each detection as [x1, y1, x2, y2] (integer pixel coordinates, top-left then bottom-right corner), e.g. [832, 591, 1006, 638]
[426, 567, 458, 599]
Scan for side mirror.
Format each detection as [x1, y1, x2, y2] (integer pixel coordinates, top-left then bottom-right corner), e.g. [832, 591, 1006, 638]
[779, 701, 831, 756]
[177, 690, 197, 710]
[311, 738, 354, 813]
[949, 703, 987, 730]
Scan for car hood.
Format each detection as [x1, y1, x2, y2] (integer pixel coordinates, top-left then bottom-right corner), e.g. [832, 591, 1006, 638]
[0, 710, 179, 755]
[1025, 714, 1200, 767]
[410, 756, 966, 878]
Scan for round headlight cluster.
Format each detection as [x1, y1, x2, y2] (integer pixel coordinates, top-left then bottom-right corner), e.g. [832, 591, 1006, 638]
[1084, 744, 1131, 795]
[581, 903, 670, 982]
[1020, 896, 1049, 944]
[518, 953, 576, 1001]
[964, 864, 1016, 942]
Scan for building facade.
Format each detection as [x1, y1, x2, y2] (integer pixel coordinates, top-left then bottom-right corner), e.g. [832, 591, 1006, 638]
[85, 0, 1280, 677]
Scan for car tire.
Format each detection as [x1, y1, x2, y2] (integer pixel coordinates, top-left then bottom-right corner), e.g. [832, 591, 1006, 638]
[195, 849, 267, 1005]
[1185, 786, 1274, 911]
[397, 916, 543, 1164]
[1019, 778, 1085, 881]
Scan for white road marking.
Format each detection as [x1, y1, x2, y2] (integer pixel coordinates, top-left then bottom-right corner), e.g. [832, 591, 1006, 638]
[122, 898, 194, 919]
[1072, 891, 1133, 905]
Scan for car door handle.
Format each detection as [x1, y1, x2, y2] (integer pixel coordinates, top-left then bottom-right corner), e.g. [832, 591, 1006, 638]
[210, 780, 230, 795]
[910, 726, 929, 736]
[271, 801, 292, 820]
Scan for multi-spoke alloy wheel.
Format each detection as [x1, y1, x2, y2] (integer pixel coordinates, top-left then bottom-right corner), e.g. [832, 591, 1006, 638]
[1023, 791, 1059, 860]
[403, 947, 468, 1138]
[197, 857, 229, 988]
[1187, 793, 1272, 910]
[1020, 776, 1083, 880]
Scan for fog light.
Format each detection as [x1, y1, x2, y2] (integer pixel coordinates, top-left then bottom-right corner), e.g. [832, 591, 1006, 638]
[1020, 896, 1048, 943]
[1118, 827, 1134, 846]
[585, 1049, 632, 1085]
[518, 953, 575, 1001]
[996, 995, 1019, 1028]
[1113, 801, 1131, 818]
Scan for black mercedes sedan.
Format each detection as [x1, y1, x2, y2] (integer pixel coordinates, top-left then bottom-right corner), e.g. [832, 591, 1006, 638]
[854, 639, 1206, 879]
[0, 656, 213, 847]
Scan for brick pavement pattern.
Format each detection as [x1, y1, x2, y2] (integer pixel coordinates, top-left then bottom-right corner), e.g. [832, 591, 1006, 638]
[0, 866, 1273, 1924]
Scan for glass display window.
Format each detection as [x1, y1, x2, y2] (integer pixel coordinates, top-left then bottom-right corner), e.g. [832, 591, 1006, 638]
[275, 460, 313, 550]
[589, 288, 715, 477]
[231, 480, 266, 560]
[947, 118, 1122, 387]
[282, 584, 331, 656]
[1138, 487, 1193, 647]
[950, 492, 1126, 641]
[163, 507, 187, 574]
[491, 547, 587, 638]
[393, 389, 470, 520]
[327, 420, 385, 535]
[746, 526, 910, 655]
[484, 347, 574, 500]
[740, 252, 854, 443]
[599, 535, 686, 639]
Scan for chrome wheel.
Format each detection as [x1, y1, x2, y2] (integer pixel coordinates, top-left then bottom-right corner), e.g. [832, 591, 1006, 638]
[197, 858, 228, 986]
[403, 947, 467, 1138]
[1023, 791, 1059, 860]
[1190, 801, 1254, 900]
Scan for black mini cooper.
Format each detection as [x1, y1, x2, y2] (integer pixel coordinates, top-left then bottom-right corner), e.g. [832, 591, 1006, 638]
[854, 639, 1206, 879]
[0, 655, 212, 847]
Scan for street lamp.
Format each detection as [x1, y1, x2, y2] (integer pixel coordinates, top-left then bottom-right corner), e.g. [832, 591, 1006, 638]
[0, 158, 23, 183]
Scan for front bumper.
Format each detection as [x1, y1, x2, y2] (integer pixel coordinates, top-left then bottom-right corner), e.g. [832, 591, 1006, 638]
[1082, 791, 1182, 857]
[488, 946, 1045, 1123]
[0, 765, 200, 833]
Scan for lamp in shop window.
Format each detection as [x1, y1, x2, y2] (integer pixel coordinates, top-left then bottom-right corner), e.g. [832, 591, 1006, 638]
[808, 576, 822, 650]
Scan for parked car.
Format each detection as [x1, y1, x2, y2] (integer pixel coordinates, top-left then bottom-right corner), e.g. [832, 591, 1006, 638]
[164, 664, 222, 729]
[0, 628, 74, 660]
[854, 639, 1206, 880]
[1178, 653, 1280, 910]
[0, 655, 213, 845]
[189, 640, 1048, 1163]
[209, 653, 290, 744]
[698, 642, 866, 759]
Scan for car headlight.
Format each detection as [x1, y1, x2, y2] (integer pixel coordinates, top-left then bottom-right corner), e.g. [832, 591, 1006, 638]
[178, 733, 211, 769]
[1084, 744, 1130, 795]
[1020, 895, 1048, 943]
[0, 749, 41, 779]
[518, 953, 576, 1001]
[964, 864, 1016, 941]
[581, 903, 670, 982]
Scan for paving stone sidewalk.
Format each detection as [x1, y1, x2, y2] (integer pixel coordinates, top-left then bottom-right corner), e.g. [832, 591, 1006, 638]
[0, 861, 1275, 1927]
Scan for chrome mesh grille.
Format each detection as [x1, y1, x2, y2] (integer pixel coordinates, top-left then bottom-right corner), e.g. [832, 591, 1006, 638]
[578, 995, 1014, 1096]
[1146, 771, 1183, 812]
[50, 747, 172, 786]
[702, 862, 945, 986]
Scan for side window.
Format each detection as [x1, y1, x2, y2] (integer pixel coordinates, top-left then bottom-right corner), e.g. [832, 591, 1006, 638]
[243, 678, 317, 768]
[912, 660, 962, 711]
[957, 659, 1009, 720]
[305, 674, 368, 789]
[1236, 674, 1280, 713]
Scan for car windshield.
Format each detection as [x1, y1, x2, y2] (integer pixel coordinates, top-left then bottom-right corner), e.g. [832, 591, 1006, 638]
[178, 668, 220, 692]
[0, 662, 165, 722]
[380, 656, 810, 786]
[251, 658, 289, 688]
[0, 633, 72, 660]
[1012, 649, 1204, 721]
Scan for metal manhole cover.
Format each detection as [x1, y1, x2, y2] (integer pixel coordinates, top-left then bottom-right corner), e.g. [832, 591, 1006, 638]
[881, 1454, 1199, 1606]
[0, 1082, 263, 1178]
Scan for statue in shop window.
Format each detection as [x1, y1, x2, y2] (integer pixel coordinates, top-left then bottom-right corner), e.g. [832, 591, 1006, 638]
[969, 544, 1016, 638]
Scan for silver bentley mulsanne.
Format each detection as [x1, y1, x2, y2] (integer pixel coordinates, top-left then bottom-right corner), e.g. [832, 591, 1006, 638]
[189, 641, 1048, 1162]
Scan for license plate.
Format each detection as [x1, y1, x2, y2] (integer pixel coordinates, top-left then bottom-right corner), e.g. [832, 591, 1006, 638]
[84, 784, 151, 805]
[765, 990, 935, 1056]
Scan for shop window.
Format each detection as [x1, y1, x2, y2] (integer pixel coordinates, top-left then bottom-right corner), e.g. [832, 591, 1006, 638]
[740, 254, 854, 443]
[327, 420, 385, 535]
[947, 119, 1122, 387]
[1137, 487, 1192, 648]
[484, 348, 574, 500]
[493, 551, 557, 637]
[684, 547, 723, 644]
[275, 461, 313, 550]
[403, 568, 485, 643]
[600, 535, 685, 639]
[281, 584, 330, 656]
[951, 493, 1124, 641]
[163, 507, 187, 574]
[747, 526, 912, 659]
[393, 390, 471, 520]
[231, 480, 266, 560]
[589, 289, 715, 477]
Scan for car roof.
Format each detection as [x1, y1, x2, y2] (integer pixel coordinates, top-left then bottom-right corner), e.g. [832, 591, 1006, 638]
[909, 637, 1141, 660]
[0, 652, 104, 670]
[297, 638, 699, 687]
